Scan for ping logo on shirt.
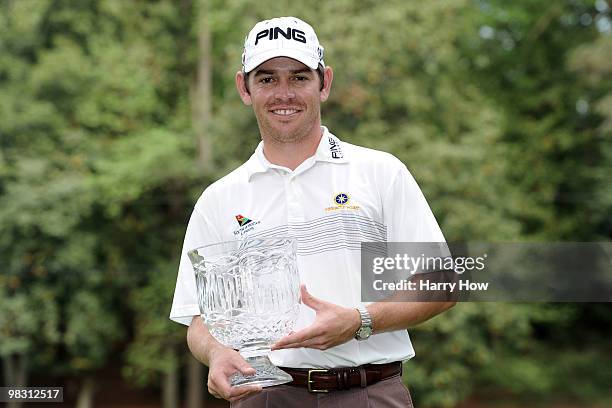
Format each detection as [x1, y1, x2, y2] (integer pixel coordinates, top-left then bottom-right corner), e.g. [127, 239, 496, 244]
[328, 136, 343, 159]
[255, 27, 306, 45]
[235, 214, 253, 227]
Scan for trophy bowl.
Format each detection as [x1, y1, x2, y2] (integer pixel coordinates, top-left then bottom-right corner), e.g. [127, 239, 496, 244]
[188, 237, 301, 388]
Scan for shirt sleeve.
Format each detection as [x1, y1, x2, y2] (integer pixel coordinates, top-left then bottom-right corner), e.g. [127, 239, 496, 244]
[382, 163, 446, 243]
[169, 202, 223, 326]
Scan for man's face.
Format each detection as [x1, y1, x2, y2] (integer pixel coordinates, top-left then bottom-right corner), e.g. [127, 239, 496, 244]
[236, 57, 332, 144]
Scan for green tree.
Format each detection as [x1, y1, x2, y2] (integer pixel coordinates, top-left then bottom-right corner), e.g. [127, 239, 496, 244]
[1, 1, 200, 406]
[2, 1, 610, 407]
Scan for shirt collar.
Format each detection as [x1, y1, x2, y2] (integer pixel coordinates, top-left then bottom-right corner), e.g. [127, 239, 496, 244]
[315, 126, 349, 164]
[244, 126, 349, 181]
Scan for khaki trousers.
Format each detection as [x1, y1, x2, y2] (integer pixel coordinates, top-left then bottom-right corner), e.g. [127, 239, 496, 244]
[231, 373, 414, 408]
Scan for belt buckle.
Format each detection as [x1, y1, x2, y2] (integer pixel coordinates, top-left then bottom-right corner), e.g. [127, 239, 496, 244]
[307, 369, 330, 393]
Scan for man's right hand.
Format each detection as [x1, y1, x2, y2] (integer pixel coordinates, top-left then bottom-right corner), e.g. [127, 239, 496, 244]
[187, 316, 262, 402]
[207, 346, 262, 402]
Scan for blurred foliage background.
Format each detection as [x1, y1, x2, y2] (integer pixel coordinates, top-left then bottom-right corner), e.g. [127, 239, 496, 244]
[0, 0, 611, 407]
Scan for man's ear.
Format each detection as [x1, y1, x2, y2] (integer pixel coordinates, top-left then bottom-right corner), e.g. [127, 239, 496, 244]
[320, 66, 334, 103]
[236, 71, 252, 105]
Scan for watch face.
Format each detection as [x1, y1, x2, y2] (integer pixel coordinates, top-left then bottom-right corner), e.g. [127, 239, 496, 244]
[357, 326, 373, 339]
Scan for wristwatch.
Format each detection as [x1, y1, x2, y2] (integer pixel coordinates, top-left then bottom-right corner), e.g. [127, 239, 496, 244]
[354, 306, 373, 340]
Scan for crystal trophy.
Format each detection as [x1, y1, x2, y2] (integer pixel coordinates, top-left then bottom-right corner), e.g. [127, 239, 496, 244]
[189, 237, 301, 388]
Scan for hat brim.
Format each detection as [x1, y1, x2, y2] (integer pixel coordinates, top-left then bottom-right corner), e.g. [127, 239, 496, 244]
[243, 48, 321, 73]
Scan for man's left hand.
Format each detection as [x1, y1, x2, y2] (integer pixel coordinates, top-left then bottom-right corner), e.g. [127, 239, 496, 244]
[271, 285, 362, 351]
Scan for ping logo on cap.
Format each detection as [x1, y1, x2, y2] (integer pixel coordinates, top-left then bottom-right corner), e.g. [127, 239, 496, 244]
[242, 17, 324, 73]
[255, 27, 306, 45]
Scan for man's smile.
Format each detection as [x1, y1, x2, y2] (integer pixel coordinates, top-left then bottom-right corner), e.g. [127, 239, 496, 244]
[269, 107, 302, 117]
[272, 109, 299, 115]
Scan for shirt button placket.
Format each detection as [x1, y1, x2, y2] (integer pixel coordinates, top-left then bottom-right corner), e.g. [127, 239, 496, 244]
[286, 175, 303, 225]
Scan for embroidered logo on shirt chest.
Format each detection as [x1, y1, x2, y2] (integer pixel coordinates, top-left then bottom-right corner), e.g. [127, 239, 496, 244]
[233, 214, 261, 236]
[325, 192, 361, 212]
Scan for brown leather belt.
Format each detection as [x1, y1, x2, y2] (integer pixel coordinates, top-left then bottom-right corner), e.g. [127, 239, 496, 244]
[280, 362, 402, 393]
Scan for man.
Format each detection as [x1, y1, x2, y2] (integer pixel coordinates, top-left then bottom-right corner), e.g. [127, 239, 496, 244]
[170, 16, 455, 407]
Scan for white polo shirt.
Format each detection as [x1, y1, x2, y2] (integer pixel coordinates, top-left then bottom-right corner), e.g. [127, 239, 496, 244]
[170, 126, 445, 368]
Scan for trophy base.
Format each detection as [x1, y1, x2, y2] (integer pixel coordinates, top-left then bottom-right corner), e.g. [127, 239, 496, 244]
[230, 355, 293, 388]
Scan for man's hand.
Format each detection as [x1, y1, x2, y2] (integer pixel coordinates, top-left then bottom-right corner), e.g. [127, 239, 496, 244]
[271, 285, 361, 351]
[207, 346, 262, 402]
[187, 316, 261, 402]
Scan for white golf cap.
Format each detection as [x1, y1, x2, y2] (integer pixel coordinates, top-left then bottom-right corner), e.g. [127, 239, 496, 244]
[241, 16, 325, 73]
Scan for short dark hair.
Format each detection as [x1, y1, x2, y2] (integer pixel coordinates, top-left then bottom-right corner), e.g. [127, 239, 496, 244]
[244, 65, 325, 94]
